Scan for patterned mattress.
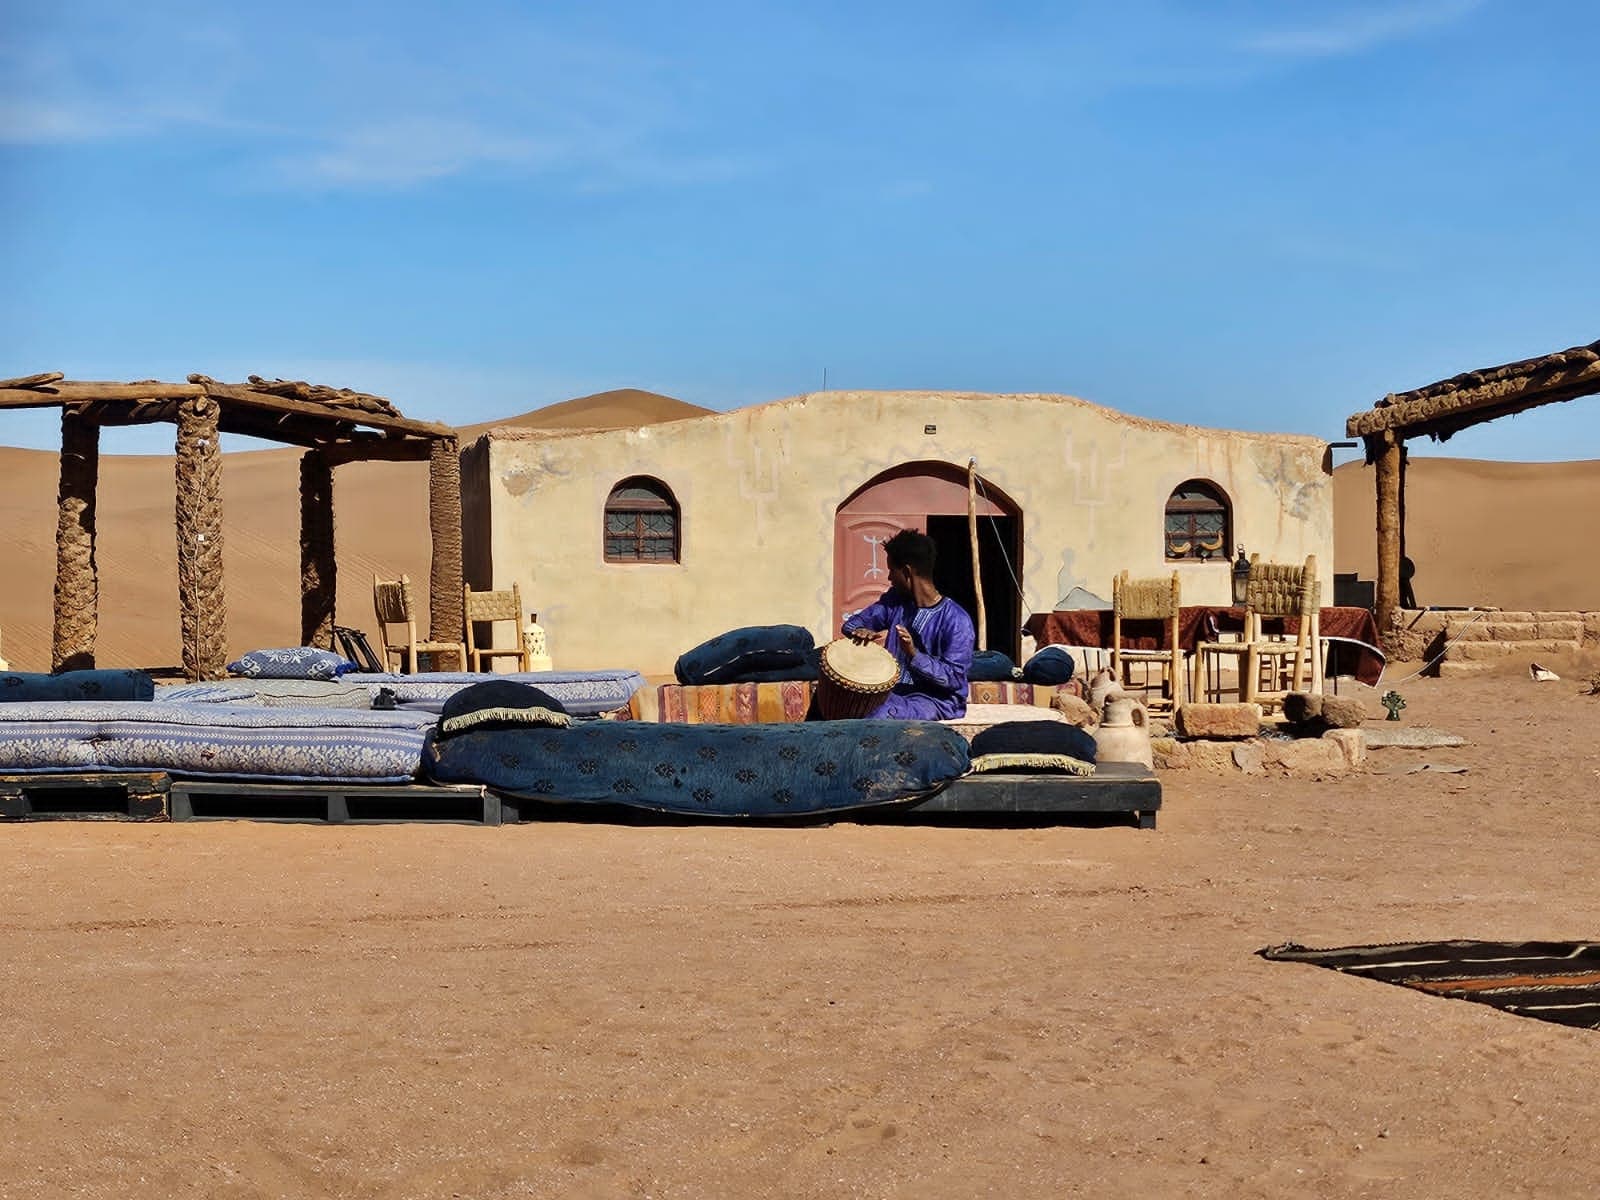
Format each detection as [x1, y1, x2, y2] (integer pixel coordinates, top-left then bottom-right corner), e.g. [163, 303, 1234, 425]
[0, 702, 436, 782]
[159, 670, 647, 718]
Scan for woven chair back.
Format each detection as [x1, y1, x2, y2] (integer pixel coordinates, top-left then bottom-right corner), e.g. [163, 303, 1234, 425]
[1245, 555, 1318, 618]
[1115, 572, 1181, 621]
[373, 575, 416, 625]
[464, 586, 521, 624]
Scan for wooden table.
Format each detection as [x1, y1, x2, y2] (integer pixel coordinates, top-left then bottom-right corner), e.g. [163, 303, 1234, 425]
[1023, 606, 1385, 685]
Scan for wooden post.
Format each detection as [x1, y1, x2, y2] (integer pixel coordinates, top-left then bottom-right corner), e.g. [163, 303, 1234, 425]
[967, 459, 987, 651]
[427, 437, 464, 664]
[52, 411, 100, 672]
[299, 448, 336, 648]
[1372, 431, 1403, 642]
[176, 396, 227, 680]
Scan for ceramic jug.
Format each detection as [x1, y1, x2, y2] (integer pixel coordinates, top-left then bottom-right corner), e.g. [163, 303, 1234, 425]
[1094, 697, 1153, 768]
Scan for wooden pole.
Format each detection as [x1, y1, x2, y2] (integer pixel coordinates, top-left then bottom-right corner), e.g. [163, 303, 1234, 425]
[299, 449, 336, 649]
[967, 459, 987, 651]
[1372, 431, 1403, 644]
[52, 411, 100, 672]
[427, 437, 464, 666]
[176, 396, 227, 680]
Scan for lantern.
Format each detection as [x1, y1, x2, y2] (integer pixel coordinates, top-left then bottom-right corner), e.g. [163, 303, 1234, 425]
[1231, 545, 1251, 605]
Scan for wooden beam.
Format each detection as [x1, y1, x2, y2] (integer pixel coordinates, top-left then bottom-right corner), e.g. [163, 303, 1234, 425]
[189, 377, 456, 440]
[1347, 354, 1600, 438]
[52, 412, 100, 672]
[321, 437, 436, 465]
[0, 382, 204, 407]
[0, 371, 64, 389]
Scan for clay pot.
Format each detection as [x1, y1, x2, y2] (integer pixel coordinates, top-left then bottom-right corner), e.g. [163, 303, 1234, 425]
[1094, 696, 1153, 768]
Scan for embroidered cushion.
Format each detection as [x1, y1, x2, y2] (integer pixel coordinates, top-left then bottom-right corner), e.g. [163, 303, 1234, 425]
[437, 680, 571, 739]
[1021, 645, 1076, 685]
[968, 649, 1019, 682]
[227, 647, 356, 681]
[674, 625, 816, 686]
[968, 720, 1096, 774]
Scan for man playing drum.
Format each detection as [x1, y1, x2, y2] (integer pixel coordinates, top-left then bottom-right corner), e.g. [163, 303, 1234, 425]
[840, 529, 975, 720]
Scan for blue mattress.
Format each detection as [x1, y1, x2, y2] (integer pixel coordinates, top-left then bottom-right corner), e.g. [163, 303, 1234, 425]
[424, 719, 971, 818]
[0, 702, 435, 783]
[343, 670, 646, 717]
[159, 670, 646, 718]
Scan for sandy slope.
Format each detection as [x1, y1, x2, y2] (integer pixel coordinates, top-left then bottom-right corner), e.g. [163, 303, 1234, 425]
[1, 399, 1595, 672]
[0, 389, 708, 672]
[1332, 458, 1600, 612]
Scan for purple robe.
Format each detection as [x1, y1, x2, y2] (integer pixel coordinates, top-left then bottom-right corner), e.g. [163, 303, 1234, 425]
[840, 591, 975, 720]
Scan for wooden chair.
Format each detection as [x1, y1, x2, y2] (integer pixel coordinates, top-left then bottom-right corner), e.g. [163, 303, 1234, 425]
[1192, 555, 1321, 711]
[372, 574, 465, 674]
[1110, 570, 1185, 716]
[464, 582, 532, 673]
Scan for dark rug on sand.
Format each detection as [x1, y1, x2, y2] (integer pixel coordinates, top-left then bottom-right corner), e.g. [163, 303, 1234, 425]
[1259, 940, 1600, 1030]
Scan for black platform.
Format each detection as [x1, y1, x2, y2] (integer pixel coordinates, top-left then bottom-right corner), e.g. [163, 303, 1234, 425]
[909, 762, 1161, 828]
[169, 780, 499, 825]
[0, 772, 169, 821]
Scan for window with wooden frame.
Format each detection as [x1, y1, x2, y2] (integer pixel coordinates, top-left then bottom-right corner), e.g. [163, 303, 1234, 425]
[604, 476, 681, 563]
[1164, 479, 1230, 561]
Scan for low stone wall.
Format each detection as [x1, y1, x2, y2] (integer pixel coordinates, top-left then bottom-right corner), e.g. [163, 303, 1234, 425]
[1153, 729, 1365, 775]
[1387, 609, 1600, 674]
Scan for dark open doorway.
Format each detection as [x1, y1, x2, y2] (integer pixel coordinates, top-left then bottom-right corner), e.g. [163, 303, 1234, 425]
[926, 514, 1022, 660]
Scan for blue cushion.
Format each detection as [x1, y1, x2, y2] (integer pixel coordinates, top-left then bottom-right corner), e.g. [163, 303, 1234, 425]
[674, 625, 816, 686]
[0, 669, 155, 703]
[969, 720, 1097, 773]
[1021, 645, 1076, 685]
[227, 647, 356, 681]
[437, 680, 571, 739]
[424, 719, 970, 817]
[969, 649, 1018, 682]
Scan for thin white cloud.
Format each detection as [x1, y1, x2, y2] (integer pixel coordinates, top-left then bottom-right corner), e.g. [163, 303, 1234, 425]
[1241, 0, 1487, 58]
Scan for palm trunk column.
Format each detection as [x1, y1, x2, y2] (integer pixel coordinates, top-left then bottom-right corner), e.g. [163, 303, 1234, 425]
[176, 395, 227, 680]
[428, 436, 464, 668]
[299, 448, 336, 649]
[52, 410, 100, 672]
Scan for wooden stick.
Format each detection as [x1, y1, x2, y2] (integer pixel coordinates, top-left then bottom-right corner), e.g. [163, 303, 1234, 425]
[968, 458, 987, 651]
[0, 371, 64, 389]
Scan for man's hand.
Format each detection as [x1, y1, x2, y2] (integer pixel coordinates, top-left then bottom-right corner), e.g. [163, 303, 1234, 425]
[895, 624, 916, 655]
[850, 627, 888, 646]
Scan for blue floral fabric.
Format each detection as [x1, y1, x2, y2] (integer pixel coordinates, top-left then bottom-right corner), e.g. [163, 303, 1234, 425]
[674, 625, 815, 686]
[1021, 646, 1077, 685]
[968, 650, 1019, 682]
[0, 701, 434, 782]
[1, 670, 155, 702]
[228, 647, 356, 681]
[423, 719, 970, 817]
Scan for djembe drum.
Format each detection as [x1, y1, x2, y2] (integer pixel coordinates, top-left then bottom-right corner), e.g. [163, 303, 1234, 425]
[815, 638, 900, 720]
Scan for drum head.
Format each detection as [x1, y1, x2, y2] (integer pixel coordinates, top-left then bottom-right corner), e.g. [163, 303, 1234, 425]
[821, 638, 900, 692]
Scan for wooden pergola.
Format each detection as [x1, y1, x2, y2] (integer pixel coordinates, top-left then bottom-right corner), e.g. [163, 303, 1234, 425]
[1346, 338, 1600, 641]
[0, 371, 464, 680]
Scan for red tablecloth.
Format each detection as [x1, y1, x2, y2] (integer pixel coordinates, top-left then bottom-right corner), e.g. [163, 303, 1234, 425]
[1023, 606, 1385, 685]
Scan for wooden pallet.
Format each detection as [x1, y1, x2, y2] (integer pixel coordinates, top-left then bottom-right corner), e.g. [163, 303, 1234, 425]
[168, 780, 500, 825]
[907, 761, 1162, 828]
[0, 773, 169, 821]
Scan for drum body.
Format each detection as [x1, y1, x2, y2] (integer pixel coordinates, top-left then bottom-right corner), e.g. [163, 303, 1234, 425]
[816, 638, 900, 719]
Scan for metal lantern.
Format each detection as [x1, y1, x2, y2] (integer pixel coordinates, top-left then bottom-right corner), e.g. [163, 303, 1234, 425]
[1231, 545, 1251, 605]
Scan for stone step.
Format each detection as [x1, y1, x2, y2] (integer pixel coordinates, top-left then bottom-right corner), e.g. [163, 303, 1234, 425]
[1447, 620, 1584, 642]
[1443, 638, 1581, 662]
[1437, 659, 1494, 678]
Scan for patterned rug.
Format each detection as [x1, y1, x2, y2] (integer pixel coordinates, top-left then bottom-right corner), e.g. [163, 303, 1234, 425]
[1259, 940, 1600, 1030]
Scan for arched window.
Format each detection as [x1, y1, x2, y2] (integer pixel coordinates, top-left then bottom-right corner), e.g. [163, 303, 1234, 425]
[1164, 479, 1230, 561]
[604, 476, 680, 563]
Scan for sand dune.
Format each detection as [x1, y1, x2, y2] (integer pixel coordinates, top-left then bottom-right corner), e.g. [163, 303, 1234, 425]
[2, 394, 1594, 673]
[1332, 457, 1600, 613]
[0, 389, 709, 673]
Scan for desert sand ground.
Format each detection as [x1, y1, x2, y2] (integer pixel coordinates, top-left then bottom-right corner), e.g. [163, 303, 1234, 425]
[1, 386, 1596, 671]
[3, 662, 1599, 1200]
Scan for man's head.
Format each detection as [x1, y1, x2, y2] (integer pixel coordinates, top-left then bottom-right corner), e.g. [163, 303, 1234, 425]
[884, 529, 936, 596]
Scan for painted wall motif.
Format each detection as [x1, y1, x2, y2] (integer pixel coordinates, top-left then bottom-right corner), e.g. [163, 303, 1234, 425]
[462, 391, 1333, 674]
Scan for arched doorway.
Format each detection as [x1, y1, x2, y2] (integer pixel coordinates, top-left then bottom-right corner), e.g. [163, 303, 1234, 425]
[833, 462, 1024, 657]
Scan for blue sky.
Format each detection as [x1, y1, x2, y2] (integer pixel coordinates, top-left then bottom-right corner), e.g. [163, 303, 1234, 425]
[2, 0, 1595, 458]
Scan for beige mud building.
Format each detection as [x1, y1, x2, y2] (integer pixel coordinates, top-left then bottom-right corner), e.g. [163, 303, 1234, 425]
[462, 391, 1335, 675]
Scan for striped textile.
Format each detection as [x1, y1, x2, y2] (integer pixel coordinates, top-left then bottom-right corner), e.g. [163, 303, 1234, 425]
[1260, 940, 1600, 1030]
[627, 679, 1086, 725]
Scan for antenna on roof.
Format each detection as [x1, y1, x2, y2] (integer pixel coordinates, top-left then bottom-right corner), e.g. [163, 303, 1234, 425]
[822, 367, 828, 393]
